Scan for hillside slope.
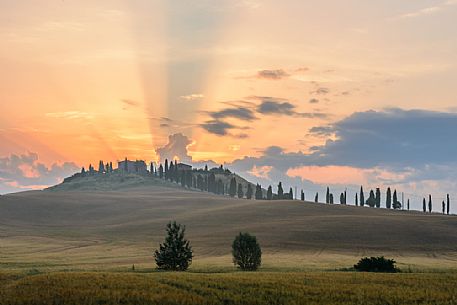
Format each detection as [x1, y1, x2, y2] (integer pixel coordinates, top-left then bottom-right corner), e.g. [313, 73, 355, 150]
[1, 184, 456, 271]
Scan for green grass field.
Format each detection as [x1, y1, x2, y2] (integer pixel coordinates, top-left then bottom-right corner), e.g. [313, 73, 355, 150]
[1, 271, 456, 305]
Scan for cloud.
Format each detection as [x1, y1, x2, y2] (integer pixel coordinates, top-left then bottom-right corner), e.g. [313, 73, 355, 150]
[208, 107, 256, 121]
[45, 111, 95, 120]
[121, 99, 140, 107]
[0, 152, 79, 194]
[257, 69, 290, 80]
[396, 1, 457, 19]
[155, 133, 193, 163]
[310, 87, 330, 95]
[254, 96, 327, 118]
[309, 98, 319, 104]
[180, 94, 204, 102]
[200, 120, 237, 136]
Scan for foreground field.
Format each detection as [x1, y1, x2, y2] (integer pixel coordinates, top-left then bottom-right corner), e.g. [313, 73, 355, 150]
[1, 183, 457, 271]
[1, 271, 456, 305]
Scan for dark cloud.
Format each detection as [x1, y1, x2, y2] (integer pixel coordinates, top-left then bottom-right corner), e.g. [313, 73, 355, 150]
[254, 97, 327, 119]
[0, 152, 79, 194]
[309, 126, 334, 136]
[311, 108, 457, 168]
[208, 107, 256, 121]
[155, 133, 193, 163]
[257, 69, 290, 80]
[200, 120, 236, 136]
[309, 98, 319, 104]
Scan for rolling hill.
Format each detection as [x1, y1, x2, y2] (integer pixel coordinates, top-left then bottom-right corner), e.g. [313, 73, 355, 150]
[1, 176, 456, 271]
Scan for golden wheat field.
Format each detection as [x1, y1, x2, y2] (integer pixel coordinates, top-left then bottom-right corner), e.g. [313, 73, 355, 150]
[1, 271, 456, 305]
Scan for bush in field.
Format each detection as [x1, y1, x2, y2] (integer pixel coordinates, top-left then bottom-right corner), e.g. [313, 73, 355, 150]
[154, 221, 193, 271]
[354, 256, 399, 273]
[232, 233, 261, 271]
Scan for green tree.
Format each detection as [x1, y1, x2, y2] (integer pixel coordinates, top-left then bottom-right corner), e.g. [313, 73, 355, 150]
[164, 159, 169, 180]
[246, 184, 253, 199]
[237, 183, 244, 199]
[428, 194, 432, 213]
[423, 198, 426, 213]
[355, 193, 358, 206]
[366, 190, 376, 207]
[326, 187, 330, 204]
[277, 182, 284, 199]
[98, 160, 105, 173]
[229, 177, 237, 197]
[360, 186, 365, 207]
[447, 194, 450, 215]
[288, 187, 293, 200]
[301, 190, 305, 201]
[255, 184, 263, 200]
[386, 187, 392, 209]
[154, 221, 193, 271]
[232, 232, 261, 271]
[442, 200, 446, 214]
[375, 188, 381, 208]
[267, 186, 272, 200]
[314, 192, 318, 203]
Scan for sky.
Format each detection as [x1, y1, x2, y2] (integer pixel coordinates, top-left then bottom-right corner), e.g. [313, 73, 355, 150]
[1, 0, 457, 211]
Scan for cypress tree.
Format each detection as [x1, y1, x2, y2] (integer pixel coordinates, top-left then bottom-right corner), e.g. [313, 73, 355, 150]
[169, 161, 175, 182]
[98, 160, 105, 173]
[340, 193, 344, 204]
[159, 164, 164, 178]
[164, 159, 169, 180]
[237, 183, 244, 199]
[289, 187, 293, 200]
[344, 190, 347, 204]
[326, 187, 330, 204]
[366, 190, 376, 207]
[428, 195, 432, 213]
[360, 186, 365, 207]
[407, 199, 410, 210]
[277, 182, 284, 199]
[81, 167, 86, 175]
[267, 186, 272, 200]
[393, 190, 398, 208]
[301, 190, 305, 201]
[330, 193, 334, 204]
[255, 184, 263, 200]
[447, 194, 450, 215]
[246, 184, 253, 199]
[175, 161, 179, 183]
[314, 192, 318, 203]
[375, 188, 381, 208]
[386, 187, 392, 209]
[229, 177, 237, 197]
[423, 198, 426, 213]
[355, 193, 358, 206]
[442, 200, 446, 214]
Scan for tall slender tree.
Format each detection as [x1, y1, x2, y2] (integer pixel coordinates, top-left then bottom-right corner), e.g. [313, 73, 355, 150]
[169, 161, 175, 182]
[360, 186, 365, 207]
[237, 183, 244, 199]
[442, 200, 446, 214]
[423, 198, 426, 213]
[314, 192, 319, 203]
[229, 177, 237, 197]
[407, 199, 410, 210]
[375, 188, 381, 208]
[447, 194, 450, 215]
[267, 186, 272, 200]
[355, 193, 358, 206]
[330, 193, 334, 204]
[366, 190, 376, 207]
[246, 184, 253, 199]
[326, 187, 330, 204]
[428, 194, 432, 213]
[386, 187, 392, 209]
[288, 187, 293, 200]
[159, 164, 164, 178]
[164, 159, 169, 180]
[255, 184, 263, 200]
[301, 190, 305, 201]
[277, 182, 284, 199]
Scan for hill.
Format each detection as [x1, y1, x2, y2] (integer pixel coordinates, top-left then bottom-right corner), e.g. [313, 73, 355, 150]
[1, 181, 456, 271]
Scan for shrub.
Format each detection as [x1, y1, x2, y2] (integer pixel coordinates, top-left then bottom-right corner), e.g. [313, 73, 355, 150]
[354, 256, 399, 273]
[232, 232, 261, 271]
[154, 221, 193, 271]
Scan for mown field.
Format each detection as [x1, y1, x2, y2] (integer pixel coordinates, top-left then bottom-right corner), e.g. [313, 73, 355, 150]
[1, 271, 456, 305]
[1, 184, 457, 272]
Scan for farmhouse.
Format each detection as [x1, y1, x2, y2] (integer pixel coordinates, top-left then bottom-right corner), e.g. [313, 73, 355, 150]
[118, 159, 147, 174]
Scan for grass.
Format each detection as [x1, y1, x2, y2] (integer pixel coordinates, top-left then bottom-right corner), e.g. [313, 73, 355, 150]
[0, 270, 456, 305]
